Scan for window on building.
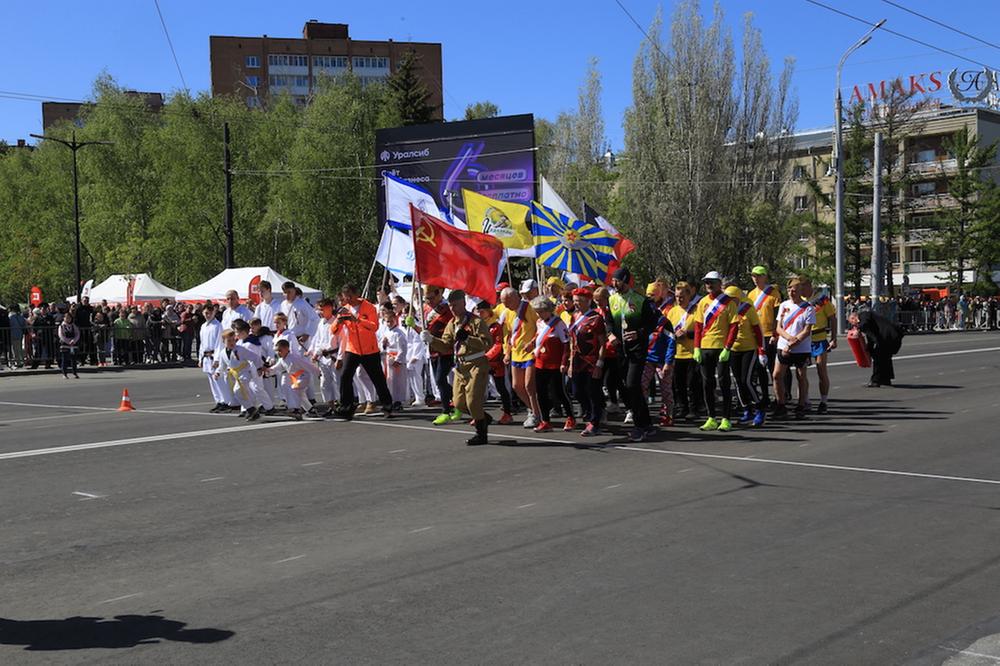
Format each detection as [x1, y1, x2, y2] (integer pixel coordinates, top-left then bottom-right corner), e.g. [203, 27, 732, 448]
[291, 55, 308, 67]
[245, 75, 259, 87]
[890, 249, 900, 265]
[792, 165, 806, 181]
[245, 55, 260, 68]
[910, 247, 926, 263]
[352, 55, 389, 69]
[913, 181, 936, 196]
[313, 55, 348, 68]
[268, 54, 306, 67]
[796, 256, 809, 269]
[294, 76, 309, 88]
[794, 195, 808, 211]
[268, 75, 289, 87]
[915, 148, 936, 163]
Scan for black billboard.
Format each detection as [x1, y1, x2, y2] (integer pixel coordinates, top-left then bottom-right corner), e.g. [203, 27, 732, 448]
[374, 114, 536, 229]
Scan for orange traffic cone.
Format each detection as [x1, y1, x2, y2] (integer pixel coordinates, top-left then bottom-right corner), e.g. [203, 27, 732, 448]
[117, 388, 135, 412]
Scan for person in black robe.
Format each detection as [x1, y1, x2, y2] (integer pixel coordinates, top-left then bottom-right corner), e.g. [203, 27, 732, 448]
[858, 310, 904, 387]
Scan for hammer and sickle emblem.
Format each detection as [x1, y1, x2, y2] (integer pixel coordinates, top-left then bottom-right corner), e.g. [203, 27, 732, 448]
[416, 220, 437, 247]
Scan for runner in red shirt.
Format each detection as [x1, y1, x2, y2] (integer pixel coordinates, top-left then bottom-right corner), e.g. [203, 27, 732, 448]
[568, 288, 607, 437]
[531, 297, 573, 433]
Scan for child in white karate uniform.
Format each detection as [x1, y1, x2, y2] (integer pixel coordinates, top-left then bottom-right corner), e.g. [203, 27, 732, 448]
[308, 298, 339, 413]
[401, 304, 427, 407]
[214, 330, 268, 420]
[235, 320, 274, 413]
[271, 339, 321, 419]
[377, 302, 408, 411]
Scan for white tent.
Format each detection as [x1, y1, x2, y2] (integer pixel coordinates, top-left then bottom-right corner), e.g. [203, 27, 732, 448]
[70, 273, 179, 305]
[175, 266, 322, 304]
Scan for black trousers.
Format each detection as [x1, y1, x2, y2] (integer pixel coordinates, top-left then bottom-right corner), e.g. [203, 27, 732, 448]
[623, 357, 651, 428]
[431, 355, 455, 412]
[604, 357, 624, 404]
[573, 369, 606, 426]
[871, 348, 894, 385]
[700, 349, 733, 419]
[536, 367, 572, 422]
[673, 357, 705, 416]
[341, 352, 393, 408]
[754, 338, 778, 407]
[731, 350, 761, 411]
[491, 370, 513, 414]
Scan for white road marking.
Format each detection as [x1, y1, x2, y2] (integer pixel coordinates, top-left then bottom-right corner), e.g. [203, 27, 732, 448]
[72, 491, 103, 500]
[0, 411, 112, 425]
[200, 477, 224, 482]
[517, 503, 536, 509]
[348, 420, 1000, 487]
[604, 484, 622, 489]
[799, 443, 810, 447]
[389, 449, 407, 453]
[0, 421, 308, 462]
[678, 468, 693, 473]
[409, 526, 434, 534]
[0, 400, 228, 418]
[273, 555, 306, 564]
[938, 646, 1000, 662]
[301, 461, 324, 467]
[827, 346, 1000, 367]
[98, 593, 142, 604]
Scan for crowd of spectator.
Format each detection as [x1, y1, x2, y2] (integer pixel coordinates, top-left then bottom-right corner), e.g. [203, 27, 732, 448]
[842, 293, 1000, 332]
[0, 297, 206, 371]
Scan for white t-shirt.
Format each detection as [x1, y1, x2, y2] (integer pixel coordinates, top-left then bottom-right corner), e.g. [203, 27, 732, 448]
[776, 299, 815, 354]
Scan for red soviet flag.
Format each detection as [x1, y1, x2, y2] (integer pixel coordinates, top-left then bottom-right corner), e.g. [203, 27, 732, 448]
[410, 204, 504, 303]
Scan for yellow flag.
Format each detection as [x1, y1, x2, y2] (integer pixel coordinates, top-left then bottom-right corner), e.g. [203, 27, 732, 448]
[462, 189, 533, 250]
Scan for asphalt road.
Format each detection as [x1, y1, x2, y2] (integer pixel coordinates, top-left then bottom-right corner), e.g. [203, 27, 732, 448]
[1, 332, 999, 665]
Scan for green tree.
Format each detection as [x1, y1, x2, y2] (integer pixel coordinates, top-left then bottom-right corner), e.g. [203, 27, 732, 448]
[932, 127, 999, 291]
[388, 49, 436, 126]
[463, 101, 500, 120]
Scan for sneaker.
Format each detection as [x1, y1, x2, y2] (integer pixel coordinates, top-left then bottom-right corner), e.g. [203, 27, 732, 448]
[247, 407, 261, 422]
[581, 423, 599, 437]
[411, 400, 427, 409]
[534, 421, 553, 433]
[432, 413, 451, 425]
[738, 408, 753, 424]
[304, 409, 323, 419]
[363, 402, 379, 416]
[327, 408, 353, 421]
[645, 425, 659, 437]
[752, 410, 765, 427]
[291, 409, 303, 421]
[355, 403, 368, 414]
[772, 404, 789, 420]
[627, 427, 646, 443]
[803, 400, 813, 412]
[498, 412, 514, 425]
[817, 402, 829, 414]
[699, 417, 720, 431]
[623, 410, 634, 424]
[659, 414, 673, 427]
[448, 408, 463, 422]
[210, 403, 225, 413]
[383, 405, 394, 419]
[522, 413, 538, 429]
[717, 418, 732, 432]
[794, 405, 807, 420]
[563, 416, 577, 432]
[391, 401, 403, 412]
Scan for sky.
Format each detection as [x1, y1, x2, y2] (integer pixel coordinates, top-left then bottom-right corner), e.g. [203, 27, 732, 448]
[4, 0, 1000, 149]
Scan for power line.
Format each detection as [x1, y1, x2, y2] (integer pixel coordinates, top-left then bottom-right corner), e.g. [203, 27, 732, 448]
[879, 0, 1000, 54]
[613, 0, 670, 63]
[803, 0, 1000, 73]
[152, 0, 188, 92]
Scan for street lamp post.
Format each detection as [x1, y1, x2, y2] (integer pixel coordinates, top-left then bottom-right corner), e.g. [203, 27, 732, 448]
[834, 18, 885, 329]
[29, 131, 113, 301]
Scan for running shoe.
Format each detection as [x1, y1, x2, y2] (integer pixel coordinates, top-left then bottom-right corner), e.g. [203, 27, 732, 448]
[752, 410, 765, 427]
[817, 402, 829, 414]
[581, 423, 600, 437]
[623, 410, 634, 424]
[363, 402, 379, 416]
[794, 405, 807, 420]
[659, 415, 673, 427]
[627, 427, 645, 443]
[411, 400, 427, 409]
[291, 409, 303, 421]
[772, 404, 789, 420]
[699, 417, 720, 431]
[717, 418, 732, 432]
[563, 416, 577, 431]
[432, 413, 451, 425]
[498, 412, 514, 425]
[448, 408, 463, 421]
[247, 407, 261, 422]
[522, 413, 538, 429]
[738, 408, 753, 424]
[534, 421, 553, 433]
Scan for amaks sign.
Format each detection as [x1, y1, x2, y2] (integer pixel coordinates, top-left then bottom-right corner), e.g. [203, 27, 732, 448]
[848, 67, 999, 106]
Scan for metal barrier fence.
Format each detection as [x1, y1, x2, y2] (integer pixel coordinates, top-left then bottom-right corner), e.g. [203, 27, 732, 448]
[0, 325, 201, 369]
[895, 308, 999, 333]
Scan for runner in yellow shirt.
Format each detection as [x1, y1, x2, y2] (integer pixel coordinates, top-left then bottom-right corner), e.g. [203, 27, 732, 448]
[724, 285, 767, 427]
[747, 265, 782, 408]
[693, 271, 740, 432]
[667, 281, 701, 421]
[501, 281, 541, 428]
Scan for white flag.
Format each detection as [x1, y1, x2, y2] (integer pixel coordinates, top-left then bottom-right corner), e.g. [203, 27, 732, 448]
[540, 176, 578, 221]
[374, 224, 415, 279]
[385, 174, 446, 229]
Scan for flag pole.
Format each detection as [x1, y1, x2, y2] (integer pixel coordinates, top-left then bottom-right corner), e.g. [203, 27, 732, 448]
[408, 204, 428, 329]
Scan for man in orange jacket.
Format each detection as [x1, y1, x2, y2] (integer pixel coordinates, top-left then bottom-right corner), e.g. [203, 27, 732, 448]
[327, 283, 393, 421]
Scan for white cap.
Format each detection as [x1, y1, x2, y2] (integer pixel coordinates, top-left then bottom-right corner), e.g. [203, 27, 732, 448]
[702, 271, 723, 282]
[519, 279, 539, 293]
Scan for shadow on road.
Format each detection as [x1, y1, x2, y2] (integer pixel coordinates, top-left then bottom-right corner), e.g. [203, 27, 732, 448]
[0, 614, 233, 651]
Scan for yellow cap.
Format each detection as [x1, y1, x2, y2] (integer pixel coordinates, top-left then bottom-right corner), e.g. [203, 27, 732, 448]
[724, 286, 743, 299]
[646, 282, 658, 297]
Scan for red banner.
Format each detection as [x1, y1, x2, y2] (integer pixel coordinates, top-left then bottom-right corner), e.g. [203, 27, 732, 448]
[410, 204, 504, 303]
[248, 275, 262, 306]
[29, 286, 43, 306]
[126, 277, 136, 307]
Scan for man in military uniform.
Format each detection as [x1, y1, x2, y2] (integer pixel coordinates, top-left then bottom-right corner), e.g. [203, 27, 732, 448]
[421, 290, 493, 445]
